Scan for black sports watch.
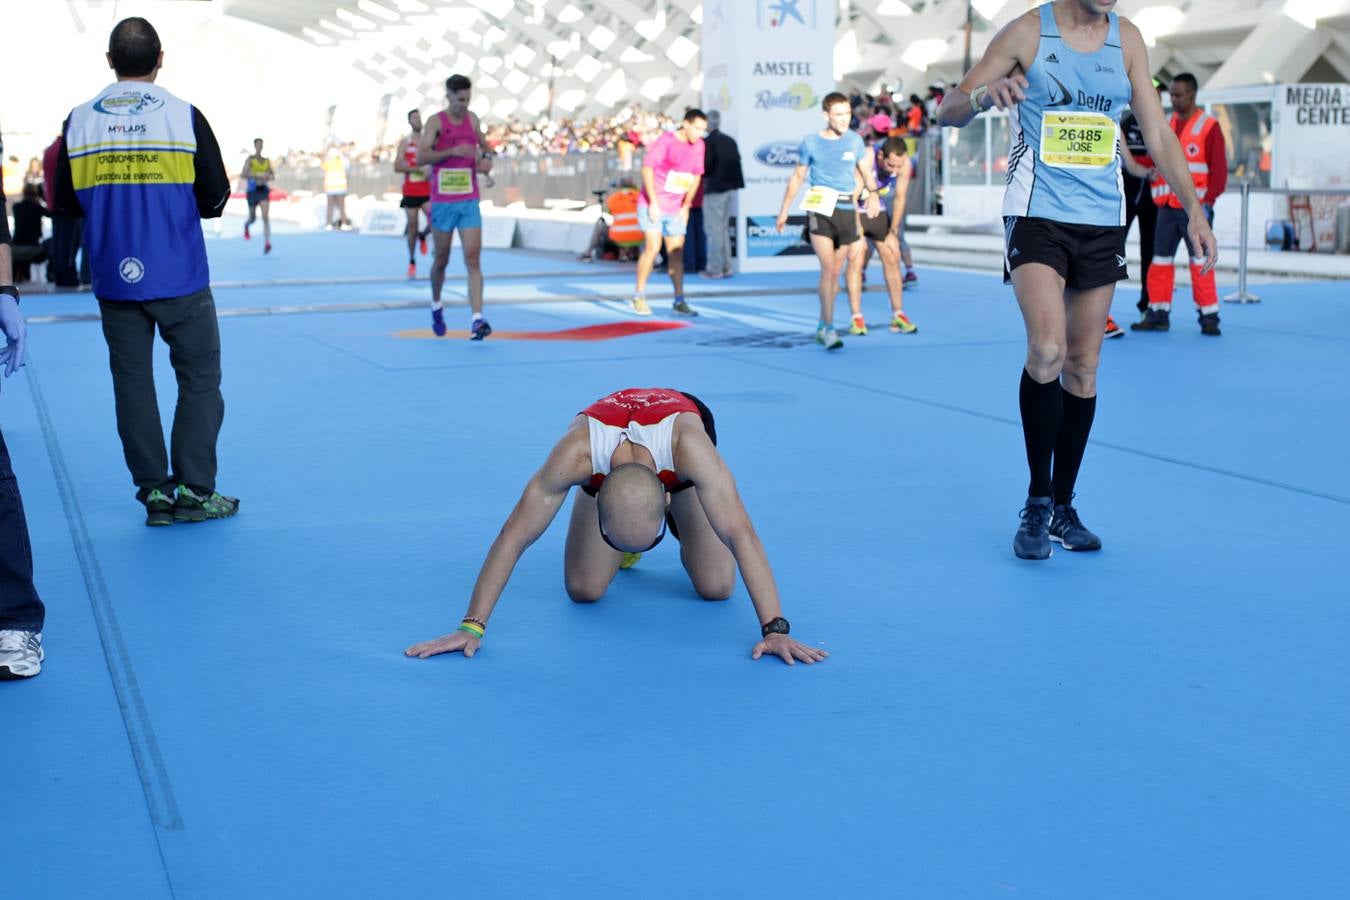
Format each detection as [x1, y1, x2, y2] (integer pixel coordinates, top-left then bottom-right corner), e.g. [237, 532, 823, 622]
[0, 285, 19, 303]
[760, 617, 790, 638]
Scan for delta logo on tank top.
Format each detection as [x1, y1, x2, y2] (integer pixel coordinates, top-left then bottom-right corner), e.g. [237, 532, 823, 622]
[1003, 4, 1132, 227]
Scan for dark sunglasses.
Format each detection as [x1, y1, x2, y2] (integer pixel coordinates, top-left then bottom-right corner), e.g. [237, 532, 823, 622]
[598, 508, 667, 553]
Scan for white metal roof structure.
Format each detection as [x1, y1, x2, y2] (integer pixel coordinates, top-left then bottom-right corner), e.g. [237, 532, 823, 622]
[218, 0, 1350, 122]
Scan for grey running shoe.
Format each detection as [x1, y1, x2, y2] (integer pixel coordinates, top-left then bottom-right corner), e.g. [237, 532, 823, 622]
[671, 299, 699, 316]
[1050, 500, 1102, 551]
[815, 326, 844, 350]
[0, 629, 43, 679]
[1014, 496, 1054, 560]
[145, 488, 175, 527]
[174, 485, 240, 523]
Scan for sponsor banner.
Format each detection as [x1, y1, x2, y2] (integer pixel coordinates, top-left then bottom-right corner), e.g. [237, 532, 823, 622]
[746, 215, 812, 257]
[702, 0, 832, 271]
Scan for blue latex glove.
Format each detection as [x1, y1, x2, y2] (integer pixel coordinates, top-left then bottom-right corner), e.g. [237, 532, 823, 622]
[0, 294, 27, 381]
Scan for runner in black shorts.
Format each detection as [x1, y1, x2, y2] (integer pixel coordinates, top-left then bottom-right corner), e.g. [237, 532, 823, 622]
[239, 138, 273, 254]
[775, 92, 882, 350]
[395, 110, 432, 278]
[847, 137, 918, 335]
[940, 0, 1216, 561]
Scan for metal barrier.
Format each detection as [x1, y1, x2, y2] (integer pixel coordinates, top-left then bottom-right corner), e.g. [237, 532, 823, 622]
[270, 137, 944, 216]
[270, 153, 637, 209]
[1226, 184, 1350, 303]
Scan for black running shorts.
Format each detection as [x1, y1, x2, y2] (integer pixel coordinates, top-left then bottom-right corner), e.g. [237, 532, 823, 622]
[1003, 216, 1128, 289]
[807, 205, 860, 248]
[246, 188, 269, 207]
[860, 209, 890, 243]
[400, 195, 430, 209]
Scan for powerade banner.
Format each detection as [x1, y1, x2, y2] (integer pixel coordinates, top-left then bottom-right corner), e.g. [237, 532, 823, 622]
[702, 0, 834, 270]
[747, 215, 809, 256]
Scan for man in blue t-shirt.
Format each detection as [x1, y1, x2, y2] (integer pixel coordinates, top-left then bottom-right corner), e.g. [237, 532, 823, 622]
[776, 92, 881, 350]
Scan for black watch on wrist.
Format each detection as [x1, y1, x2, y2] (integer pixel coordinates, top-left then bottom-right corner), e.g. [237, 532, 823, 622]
[0, 285, 19, 302]
[761, 616, 790, 638]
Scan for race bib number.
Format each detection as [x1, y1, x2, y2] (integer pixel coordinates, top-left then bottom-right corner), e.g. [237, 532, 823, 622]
[663, 170, 697, 194]
[438, 168, 473, 195]
[800, 186, 838, 216]
[1040, 113, 1117, 169]
[409, 168, 428, 183]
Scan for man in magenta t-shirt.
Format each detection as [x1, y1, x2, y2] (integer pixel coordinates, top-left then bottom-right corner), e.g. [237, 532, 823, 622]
[631, 108, 707, 317]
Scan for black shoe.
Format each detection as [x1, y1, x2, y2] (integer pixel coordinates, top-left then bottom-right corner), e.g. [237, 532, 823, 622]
[1130, 308, 1170, 331]
[1199, 312, 1222, 336]
[144, 488, 175, 527]
[1013, 497, 1053, 560]
[173, 485, 240, 523]
[470, 318, 492, 341]
[1049, 498, 1102, 551]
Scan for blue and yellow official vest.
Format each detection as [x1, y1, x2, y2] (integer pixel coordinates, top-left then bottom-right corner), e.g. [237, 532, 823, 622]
[65, 82, 210, 301]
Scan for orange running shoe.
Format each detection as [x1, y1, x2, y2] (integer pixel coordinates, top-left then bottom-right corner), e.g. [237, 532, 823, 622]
[419, 235, 428, 256]
[1104, 315, 1124, 339]
[889, 311, 918, 333]
[407, 262, 417, 278]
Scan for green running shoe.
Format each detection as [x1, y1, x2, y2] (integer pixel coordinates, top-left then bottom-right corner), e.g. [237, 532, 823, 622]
[145, 488, 176, 527]
[173, 485, 240, 523]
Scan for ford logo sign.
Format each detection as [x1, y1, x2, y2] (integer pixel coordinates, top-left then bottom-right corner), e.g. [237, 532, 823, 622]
[754, 142, 801, 168]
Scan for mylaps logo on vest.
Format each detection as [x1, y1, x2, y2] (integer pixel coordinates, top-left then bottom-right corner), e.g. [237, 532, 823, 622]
[107, 124, 148, 135]
[93, 90, 165, 117]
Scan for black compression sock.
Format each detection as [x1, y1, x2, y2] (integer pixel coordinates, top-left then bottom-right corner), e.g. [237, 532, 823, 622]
[1019, 369, 1061, 498]
[1052, 388, 1097, 505]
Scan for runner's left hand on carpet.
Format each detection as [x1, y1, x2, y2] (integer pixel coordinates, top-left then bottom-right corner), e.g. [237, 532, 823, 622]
[751, 633, 829, 666]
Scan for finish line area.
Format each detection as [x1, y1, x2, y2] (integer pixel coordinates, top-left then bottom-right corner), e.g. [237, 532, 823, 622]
[5, 225, 1348, 897]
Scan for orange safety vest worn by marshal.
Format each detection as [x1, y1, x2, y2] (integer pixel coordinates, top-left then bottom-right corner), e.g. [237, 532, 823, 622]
[1151, 109, 1217, 209]
[606, 188, 642, 245]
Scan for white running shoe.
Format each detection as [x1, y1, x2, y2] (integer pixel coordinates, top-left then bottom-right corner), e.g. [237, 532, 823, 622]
[815, 326, 844, 350]
[0, 629, 43, 679]
[631, 295, 653, 316]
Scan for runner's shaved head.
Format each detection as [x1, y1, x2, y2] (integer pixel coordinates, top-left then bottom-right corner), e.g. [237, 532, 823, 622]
[597, 463, 666, 552]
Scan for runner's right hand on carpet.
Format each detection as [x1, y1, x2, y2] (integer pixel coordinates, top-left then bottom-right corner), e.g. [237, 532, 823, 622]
[405, 631, 481, 659]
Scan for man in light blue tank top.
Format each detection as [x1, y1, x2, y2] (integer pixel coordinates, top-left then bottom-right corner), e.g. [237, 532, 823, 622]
[938, 0, 1217, 561]
[775, 92, 882, 351]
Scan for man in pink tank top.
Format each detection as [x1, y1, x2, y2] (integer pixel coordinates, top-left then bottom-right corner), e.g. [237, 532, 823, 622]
[417, 74, 496, 340]
[406, 388, 826, 667]
[631, 109, 707, 317]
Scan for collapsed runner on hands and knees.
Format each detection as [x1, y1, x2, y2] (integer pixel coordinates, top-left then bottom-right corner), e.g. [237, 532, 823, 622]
[775, 92, 883, 351]
[406, 388, 827, 665]
[937, 0, 1216, 560]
